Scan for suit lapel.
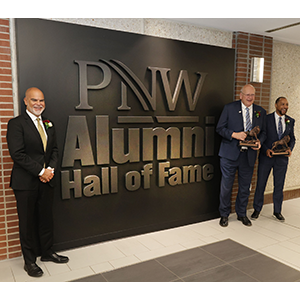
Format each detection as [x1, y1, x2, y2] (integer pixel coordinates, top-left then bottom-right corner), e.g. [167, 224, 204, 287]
[270, 112, 277, 134]
[237, 100, 244, 129]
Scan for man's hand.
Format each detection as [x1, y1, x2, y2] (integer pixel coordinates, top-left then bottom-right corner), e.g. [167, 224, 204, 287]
[266, 149, 274, 158]
[39, 168, 54, 183]
[251, 140, 261, 150]
[232, 132, 247, 141]
[285, 149, 292, 157]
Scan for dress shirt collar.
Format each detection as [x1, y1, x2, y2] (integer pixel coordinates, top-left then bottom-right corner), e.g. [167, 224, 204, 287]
[274, 111, 285, 122]
[241, 102, 253, 112]
[26, 109, 41, 123]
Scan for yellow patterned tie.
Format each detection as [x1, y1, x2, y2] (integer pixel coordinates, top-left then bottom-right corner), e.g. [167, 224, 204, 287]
[36, 117, 47, 151]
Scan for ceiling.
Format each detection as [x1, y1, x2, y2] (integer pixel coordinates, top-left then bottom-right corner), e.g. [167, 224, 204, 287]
[166, 18, 300, 45]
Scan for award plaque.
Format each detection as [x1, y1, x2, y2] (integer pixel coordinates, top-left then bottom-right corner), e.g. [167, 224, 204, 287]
[239, 126, 260, 149]
[271, 135, 290, 156]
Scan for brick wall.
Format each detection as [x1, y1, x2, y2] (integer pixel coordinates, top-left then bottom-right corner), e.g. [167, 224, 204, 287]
[231, 31, 273, 212]
[0, 18, 21, 261]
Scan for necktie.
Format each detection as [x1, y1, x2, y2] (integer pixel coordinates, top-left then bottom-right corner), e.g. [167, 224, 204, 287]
[278, 116, 283, 140]
[36, 117, 47, 151]
[245, 107, 252, 132]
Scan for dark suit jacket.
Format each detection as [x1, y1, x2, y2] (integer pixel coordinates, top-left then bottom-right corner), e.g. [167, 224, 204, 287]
[6, 112, 58, 190]
[259, 112, 295, 165]
[216, 100, 267, 167]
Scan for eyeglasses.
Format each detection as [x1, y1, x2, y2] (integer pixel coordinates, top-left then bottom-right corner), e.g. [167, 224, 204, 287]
[242, 93, 255, 97]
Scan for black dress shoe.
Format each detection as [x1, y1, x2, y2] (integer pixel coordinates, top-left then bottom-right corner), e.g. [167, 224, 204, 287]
[237, 216, 252, 226]
[251, 210, 260, 220]
[41, 251, 69, 264]
[24, 263, 43, 277]
[273, 212, 285, 222]
[219, 216, 228, 227]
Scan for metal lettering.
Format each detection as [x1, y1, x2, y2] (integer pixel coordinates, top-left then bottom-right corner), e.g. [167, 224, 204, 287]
[141, 163, 153, 189]
[62, 116, 95, 167]
[205, 117, 215, 156]
[110, 166, 118, 193]
[150, 67, 207, 111]
[168, 167, 182, 186]
[112, 128, 140, 164]
[101, 167, 110, 194]
[96, 115, 110, 165]
[125, 171, 141, 191]
[182, 165, 202, 183]
[158, 161, 170, 187]
[182, 127, 204, 158]
[83, 175, 101, 197]
[203, 164, 214, 181]
[61, 169, 82, 199]
[143, 127, 180, 161]
[74, 60, 111, 110]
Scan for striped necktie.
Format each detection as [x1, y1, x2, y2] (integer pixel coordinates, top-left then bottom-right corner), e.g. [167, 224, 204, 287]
[278, 116, 283, 140]
[36, 117, 47, 151]
[245, 107, 252, 132]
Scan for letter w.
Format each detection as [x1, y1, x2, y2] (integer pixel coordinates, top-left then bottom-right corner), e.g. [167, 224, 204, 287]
[149, 67, 207, 111]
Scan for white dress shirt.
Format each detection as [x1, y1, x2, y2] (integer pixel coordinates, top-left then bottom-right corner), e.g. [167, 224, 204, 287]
[241, 102, 253, 131]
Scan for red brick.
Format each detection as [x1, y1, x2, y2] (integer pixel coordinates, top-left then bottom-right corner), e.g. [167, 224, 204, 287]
[0, 41, 10, 47]
[8, 251, 21, 259]
[0, 19, 9, 26]
[0, 47, 11, 54]
[0, 26, 9, 33]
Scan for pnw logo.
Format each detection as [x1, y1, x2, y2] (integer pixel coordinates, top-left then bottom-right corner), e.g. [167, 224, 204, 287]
[60, 59, 215, 199]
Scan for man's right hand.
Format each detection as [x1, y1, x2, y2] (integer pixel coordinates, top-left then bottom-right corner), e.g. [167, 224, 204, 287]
[39, 168, 54, 183]
[266, 149, 274, 158]
[232, 131, 247, 141]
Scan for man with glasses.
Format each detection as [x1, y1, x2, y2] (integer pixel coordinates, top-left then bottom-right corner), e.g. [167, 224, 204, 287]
[216, 84, 266, 227]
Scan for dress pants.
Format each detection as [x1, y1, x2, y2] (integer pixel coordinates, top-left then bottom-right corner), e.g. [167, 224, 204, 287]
[14, 181, 54, 265]
[253, 157, 288, 213]
[219, 151, 254, 217]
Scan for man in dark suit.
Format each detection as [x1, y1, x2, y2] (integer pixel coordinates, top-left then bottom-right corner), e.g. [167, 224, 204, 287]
[216, 84, 266, 227]
[251, 97, 296, 221]
[6, 87, 69, 277]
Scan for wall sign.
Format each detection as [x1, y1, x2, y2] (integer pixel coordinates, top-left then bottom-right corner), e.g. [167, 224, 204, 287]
[15, 19, 235, 250]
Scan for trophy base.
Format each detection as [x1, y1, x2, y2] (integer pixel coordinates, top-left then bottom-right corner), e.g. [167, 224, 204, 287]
[272, 151, 289, 156]
[239, 141, 258, 148]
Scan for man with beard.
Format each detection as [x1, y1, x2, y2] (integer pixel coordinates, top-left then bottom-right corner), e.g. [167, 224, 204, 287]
[251, 97, 296, 221]
[6, 87, 69, 277]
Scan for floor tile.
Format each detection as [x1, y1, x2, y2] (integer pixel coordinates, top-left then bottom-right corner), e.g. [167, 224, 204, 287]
[90, 261, 114, 274]
[231, 253, 300, 282]
[183, 264, 257, 282]
[101, 260, 178, 282]
[156, 247, 225, 278]
[135, 244, 186, 261]
[201, 239, 257, 263]
[73, 273, 107, 282]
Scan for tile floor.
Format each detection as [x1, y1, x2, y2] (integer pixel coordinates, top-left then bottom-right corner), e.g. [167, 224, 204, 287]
[73, 239, 300, 282]
[2, 197, 300, 283]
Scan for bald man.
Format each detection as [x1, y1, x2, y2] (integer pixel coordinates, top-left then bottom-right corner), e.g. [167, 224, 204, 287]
[216, 84, 266, 227]
[6, 87, 69, 277]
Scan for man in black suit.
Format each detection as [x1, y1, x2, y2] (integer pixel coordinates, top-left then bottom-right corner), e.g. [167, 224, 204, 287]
[6, 87, 69, 277]
[251, 97, 296, 221]
[216, 84, 266, 227]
